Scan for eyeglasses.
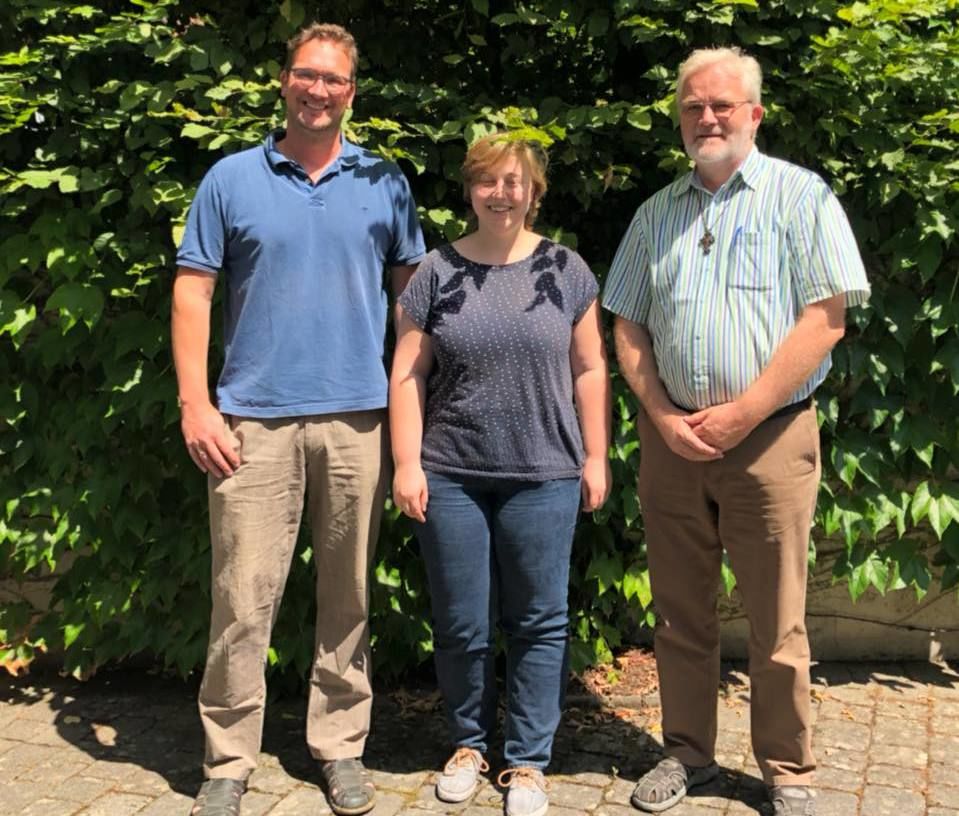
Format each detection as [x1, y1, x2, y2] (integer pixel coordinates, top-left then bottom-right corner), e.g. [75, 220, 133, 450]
[288, 68, 353, 94]
[679, 100, 751, 119]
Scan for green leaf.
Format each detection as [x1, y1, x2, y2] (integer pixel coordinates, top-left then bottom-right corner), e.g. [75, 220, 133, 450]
[45, 283, 105, 332]
[586, 553, 623, 595]
[63, 623, 84, 649]
[626, 106, 652, 130]
[621, 564, 651, 607]
[470, 0, 489, 15]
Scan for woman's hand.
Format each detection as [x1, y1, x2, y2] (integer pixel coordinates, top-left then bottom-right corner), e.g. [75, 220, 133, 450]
[581, 454, 612, 512]
[393, 463, 429, 522]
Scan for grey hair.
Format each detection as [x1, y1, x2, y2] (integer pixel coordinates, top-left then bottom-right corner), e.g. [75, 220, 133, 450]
[676, 47, 762, 104]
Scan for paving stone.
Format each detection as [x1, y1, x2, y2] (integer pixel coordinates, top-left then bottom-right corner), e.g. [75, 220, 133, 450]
[16, 759, 94, 784]
[878, 699, 928, 721]
[716, 705, 750, 734]
[933, 716, 959, 736]
[132, 791, 192, 816]
[246, 767, 298, 796]
[817, 700, 873, 724]
[0, 781, 47, 816]
[264, 787, 330, 816]
[539, 780, 603, 810]
[814, 719, 871, 751]
[814, 764, 863, 792]
[815, 789, 861, 816]
[0, 744, 62, 777]
[602, 776, 635, 806]
[933, 700, 959, 718]
[866, 763, 924, 790]
[408, 785, 473, 812]
[813, 745, 863, 772]
[874, 678, 931, 701]
[931, 785, 959, 809]
[725, 802, 772, 815]
[111, 769, 175, 797]
[860, 785, 925, 816]
[18, 799, 82, 816]
[930, 763, 959, 786]
[869, 743, 929, 769]
[234, 791, 280, 816]
[929, 809, 959, 816]
[821, 684, 874, 705]
[368, 769, 431, 794]
[872, 718, 929, 748]
[75, 793, 153, 816]
[44, 777, 115, 805]
[550, 770, 612, 788]
[2, 719, 94, 748]
[367, 791, 405, 816]
[932, 735, 959, 766]
[592, 805, 639, 816]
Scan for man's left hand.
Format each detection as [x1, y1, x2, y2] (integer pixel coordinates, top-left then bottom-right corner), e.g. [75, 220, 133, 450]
[684, 401, 760, 452]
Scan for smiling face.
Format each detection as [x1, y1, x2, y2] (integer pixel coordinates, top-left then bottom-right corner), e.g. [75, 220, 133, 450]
[280, 38, 355, 138]
[468, 153, 536, 236]
[679, 61, 763, 184]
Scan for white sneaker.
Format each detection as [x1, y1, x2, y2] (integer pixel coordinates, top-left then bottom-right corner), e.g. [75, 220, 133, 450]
[498, 767, 550, 816]
[435, 747, 489, 803]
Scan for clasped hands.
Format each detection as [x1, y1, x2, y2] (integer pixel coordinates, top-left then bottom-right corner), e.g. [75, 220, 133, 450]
[656, 399, 760, 462]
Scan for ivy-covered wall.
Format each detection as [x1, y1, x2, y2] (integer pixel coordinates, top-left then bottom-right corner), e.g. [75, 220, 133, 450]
[1, 0, 957, 680]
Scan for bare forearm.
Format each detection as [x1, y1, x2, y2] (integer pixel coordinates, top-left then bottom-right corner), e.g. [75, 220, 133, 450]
[171, 282, 214, 407]
[737, 294, 846, 421]
[612, 318, 675, 420]
[389, 375, 426, 468]
[574, 367, 611, 460]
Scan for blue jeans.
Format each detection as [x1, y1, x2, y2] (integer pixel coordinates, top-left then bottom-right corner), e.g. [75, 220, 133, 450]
[414, 470, 581, 769]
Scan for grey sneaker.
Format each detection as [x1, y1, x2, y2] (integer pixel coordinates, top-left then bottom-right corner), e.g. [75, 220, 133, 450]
[435, 747, 489, 803]
[497, 767, 550, 816]
[770, 786, 815, 816]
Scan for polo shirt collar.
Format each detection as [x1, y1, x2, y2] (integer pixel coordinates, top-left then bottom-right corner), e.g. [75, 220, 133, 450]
[263, 129, 361, 174]
[672, 145, 765, 198]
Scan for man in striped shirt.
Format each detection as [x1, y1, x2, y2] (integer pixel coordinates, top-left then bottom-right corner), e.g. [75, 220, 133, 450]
[603, 47, 869, 816]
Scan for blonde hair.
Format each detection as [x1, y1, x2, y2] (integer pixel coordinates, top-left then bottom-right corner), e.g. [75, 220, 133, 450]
[676, 47, 762, 105]
[285, 22, 358, 80]
[461, 134, 548, 228]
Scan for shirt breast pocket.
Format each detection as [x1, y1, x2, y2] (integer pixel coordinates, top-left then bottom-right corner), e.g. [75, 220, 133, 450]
[728, 230, 774, 291]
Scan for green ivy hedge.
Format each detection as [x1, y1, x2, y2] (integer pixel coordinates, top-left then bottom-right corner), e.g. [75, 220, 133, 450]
[1, 0, 957, 680]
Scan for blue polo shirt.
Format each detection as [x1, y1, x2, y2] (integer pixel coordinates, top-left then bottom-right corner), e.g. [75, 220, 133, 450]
[177, 131, 426, 418]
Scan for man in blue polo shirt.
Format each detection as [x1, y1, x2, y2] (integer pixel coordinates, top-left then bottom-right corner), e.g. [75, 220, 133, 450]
[172, 22, 425, 816]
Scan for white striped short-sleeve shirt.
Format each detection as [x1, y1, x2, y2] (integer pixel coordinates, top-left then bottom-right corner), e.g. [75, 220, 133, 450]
[603, 148, 870, 411]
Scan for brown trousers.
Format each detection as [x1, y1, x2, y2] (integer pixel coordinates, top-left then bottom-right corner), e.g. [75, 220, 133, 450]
[198, 410, 389, 780]
[637, 405, 819, 786]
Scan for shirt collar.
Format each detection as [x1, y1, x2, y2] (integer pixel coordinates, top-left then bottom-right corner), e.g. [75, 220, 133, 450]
[671, 145, 764, 198]
[263, 129, 361, 173]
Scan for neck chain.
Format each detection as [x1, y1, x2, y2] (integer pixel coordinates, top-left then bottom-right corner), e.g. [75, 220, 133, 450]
[698, 192, 715, 255]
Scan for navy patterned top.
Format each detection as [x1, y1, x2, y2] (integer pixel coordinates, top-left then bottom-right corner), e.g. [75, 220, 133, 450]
[398, 238, 599, 480]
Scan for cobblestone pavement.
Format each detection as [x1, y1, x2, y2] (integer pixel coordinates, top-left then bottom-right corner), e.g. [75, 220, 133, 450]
[2, 661, 958, 816]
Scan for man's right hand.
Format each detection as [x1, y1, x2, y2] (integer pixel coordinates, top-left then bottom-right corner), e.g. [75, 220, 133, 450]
[180, 401, 242, 478]
[653, 411, 724, 462]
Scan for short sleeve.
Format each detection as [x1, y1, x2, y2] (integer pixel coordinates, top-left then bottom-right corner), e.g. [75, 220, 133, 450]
[397, 253, 436, 332]
[602, 209, 652, 325]
[565, 249, 600, 322]
[387, 169, 427, 268]
[176, 168, 227, 275]
[787, 178, 870, 310]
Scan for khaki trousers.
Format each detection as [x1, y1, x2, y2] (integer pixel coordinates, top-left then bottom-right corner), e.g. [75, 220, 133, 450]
[198, 410, 388, 780]
[637, 405, 819, 786]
